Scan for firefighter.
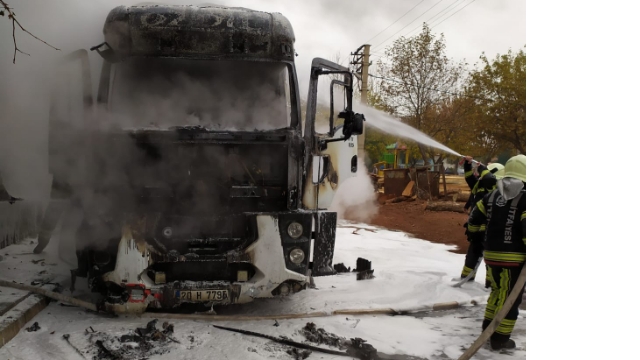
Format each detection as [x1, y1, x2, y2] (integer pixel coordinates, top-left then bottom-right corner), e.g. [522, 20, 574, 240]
[459, 157, 501, 287]
[467, 154, 526, 350]
[462, 158, 502, 212]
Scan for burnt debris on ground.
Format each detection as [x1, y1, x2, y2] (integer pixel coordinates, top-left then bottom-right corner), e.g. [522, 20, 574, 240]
[355, 258, 371, 272]
[88, 319, 178, 360]
[357, 270, 375, 280]
[332, 257, 375, 280]
[26, 322, 41, 332]
[355, 258, 375, 281]
[299, 322, 380, 360]
[287, 347, 312, 360]
[333, 263, 351, 273]
[299, 322, 346, 349]
[345, 338, 378, 360]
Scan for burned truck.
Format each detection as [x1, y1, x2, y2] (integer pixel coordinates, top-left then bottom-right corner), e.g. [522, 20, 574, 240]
[36, 4, 364, 313]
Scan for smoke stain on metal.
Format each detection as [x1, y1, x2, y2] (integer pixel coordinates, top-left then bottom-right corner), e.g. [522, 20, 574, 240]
[35, 3, 364, 314]
[104, 5, 291, 59]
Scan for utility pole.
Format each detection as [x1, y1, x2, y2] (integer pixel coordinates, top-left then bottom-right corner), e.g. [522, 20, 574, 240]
[350, 44, 371, 163]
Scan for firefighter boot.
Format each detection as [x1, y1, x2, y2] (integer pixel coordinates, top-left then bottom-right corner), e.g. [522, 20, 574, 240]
[490, 339, 516, 351]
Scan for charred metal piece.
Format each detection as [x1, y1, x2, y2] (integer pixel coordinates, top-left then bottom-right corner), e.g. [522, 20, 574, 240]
[356, 270, 375, 281]
[333, 263, 350, 273]
[355, 258, 374, 280]
[355, 258, 372, 272]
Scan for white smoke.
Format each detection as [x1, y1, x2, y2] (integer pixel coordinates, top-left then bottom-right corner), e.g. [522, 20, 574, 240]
[329, 158, 378, 222]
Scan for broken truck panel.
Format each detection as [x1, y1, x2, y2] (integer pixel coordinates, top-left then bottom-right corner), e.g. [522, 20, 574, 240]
[37, 4, 365, 313]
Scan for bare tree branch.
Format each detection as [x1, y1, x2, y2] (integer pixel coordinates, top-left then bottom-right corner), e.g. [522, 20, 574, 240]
[1, 0, 60, 64]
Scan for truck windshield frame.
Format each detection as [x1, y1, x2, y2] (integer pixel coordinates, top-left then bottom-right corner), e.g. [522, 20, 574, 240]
[106, 57, 297, 132]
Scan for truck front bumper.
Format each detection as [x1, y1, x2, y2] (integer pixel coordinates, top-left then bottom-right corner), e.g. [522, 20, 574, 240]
[102, 214, 312, 313]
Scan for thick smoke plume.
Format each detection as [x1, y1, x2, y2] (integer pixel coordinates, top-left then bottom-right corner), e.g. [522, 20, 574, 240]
[0, 0, 359, 197]
[0, 1, 301, 262]
[0, 1, 379, 256]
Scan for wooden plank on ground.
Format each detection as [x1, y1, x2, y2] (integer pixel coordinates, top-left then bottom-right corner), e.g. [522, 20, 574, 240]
[402, 181, 415, 197]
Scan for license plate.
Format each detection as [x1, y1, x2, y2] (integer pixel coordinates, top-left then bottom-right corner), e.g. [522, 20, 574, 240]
[175, 290, 229, 302]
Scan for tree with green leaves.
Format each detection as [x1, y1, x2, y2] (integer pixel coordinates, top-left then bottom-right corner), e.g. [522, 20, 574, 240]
[376, 24, 466, 166]
[465, 48, 526, 155]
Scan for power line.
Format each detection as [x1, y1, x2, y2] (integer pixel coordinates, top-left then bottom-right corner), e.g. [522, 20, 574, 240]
[372, 0, 446, 48]
[432, 0, 478, 28]
[364, 0, 426, 44]
[399, 0, 467, 39]
[393, 0, 476, 41]
[416, 0, 470, 31]
[375, 0, 466, 49]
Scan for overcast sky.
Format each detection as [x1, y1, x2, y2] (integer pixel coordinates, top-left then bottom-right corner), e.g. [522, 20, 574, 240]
[0, 0, 525, 95]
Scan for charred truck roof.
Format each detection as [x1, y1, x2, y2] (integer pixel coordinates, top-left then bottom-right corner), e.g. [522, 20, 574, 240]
[102, 4, 295, 61]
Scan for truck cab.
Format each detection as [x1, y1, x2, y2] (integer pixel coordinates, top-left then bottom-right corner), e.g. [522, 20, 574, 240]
[38, 4, 364, 313]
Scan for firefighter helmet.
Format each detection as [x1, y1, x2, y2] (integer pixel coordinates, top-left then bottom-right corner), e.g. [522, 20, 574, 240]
[503, 155, 526, 182]
[487, 163, 505, 180]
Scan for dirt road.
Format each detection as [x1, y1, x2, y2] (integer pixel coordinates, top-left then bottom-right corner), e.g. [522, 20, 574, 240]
[366, 199, 470, 255]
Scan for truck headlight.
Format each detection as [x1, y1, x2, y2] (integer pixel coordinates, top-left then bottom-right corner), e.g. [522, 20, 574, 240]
[289, 248, 305, 264]
[287, 222, 303, 239]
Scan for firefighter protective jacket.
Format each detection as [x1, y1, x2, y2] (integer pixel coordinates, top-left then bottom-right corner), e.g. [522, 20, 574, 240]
[463, 162, 498, 212]
[467, 188, 526, 267]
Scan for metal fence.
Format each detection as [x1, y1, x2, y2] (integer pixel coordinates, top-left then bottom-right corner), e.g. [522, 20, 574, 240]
[382, 167, 441, 198]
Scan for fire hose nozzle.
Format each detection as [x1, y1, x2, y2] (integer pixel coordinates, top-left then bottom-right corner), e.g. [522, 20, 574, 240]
[458, 156, 482, 166]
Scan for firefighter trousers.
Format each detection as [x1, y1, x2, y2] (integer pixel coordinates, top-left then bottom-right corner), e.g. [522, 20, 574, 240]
[460, 239, 489, 286]
[482, 264, 525, 343]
